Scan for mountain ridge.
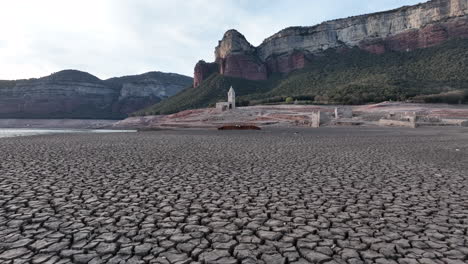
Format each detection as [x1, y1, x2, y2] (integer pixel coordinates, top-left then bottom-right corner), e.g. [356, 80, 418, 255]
[138, 38, 468, 115]
[194, 0, 468, 86]
[142, 0, 468, 116]
[0, 69, 192, 119]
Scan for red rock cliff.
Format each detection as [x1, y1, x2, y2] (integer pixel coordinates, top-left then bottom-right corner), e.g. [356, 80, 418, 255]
[194, 61, 218, 87]
[193, 0, 468, 86]
[215, 30, 267, 82]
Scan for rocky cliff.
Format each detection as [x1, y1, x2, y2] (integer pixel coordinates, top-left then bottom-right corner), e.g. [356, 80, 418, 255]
[194, 0, 468, 86]
[0, 70, 192, 119]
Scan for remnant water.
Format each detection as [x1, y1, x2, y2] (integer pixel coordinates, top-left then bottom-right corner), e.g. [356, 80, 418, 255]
[0, 129, 136, 138]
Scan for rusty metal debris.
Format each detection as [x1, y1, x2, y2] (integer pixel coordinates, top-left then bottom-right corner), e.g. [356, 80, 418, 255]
[217, 124, 261, 130]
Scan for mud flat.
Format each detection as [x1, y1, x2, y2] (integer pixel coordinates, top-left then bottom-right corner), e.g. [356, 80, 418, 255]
[0, 127, 467, 263]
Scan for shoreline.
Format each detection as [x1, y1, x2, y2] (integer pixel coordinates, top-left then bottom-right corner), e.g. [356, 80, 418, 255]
[0, 118, 119, 129]
[1, 102, 468, 130]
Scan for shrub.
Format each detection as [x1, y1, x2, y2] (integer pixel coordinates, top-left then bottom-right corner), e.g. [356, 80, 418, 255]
[236, 100, 250, 107]
[412, 90, 468, 104]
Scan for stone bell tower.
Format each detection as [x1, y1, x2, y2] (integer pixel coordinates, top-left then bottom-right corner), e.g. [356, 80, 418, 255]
[228, 86, 236, 109]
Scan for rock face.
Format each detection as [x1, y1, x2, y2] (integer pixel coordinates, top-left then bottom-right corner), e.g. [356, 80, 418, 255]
[257, 0, 468, 57]
[215, 30, 267, 81]
[107, 71, 192, 115]
[266, 51, 308, 74]
[194, 61, 218, 87]
[0, 70, 192, 118]
[193, 0, 468, 86]
[218, 54, 267, 81]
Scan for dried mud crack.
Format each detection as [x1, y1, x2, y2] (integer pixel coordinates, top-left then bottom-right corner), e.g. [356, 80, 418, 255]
[0, 127, 467, 264]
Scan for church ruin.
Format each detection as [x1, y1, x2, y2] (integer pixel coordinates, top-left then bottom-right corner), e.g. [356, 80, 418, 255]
[216, 86, 236, 111]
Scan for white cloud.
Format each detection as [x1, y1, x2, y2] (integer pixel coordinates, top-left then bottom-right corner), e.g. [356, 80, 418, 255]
[0, 0, 423, 80]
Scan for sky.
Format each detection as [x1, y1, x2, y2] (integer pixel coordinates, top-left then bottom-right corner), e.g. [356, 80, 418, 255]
[0, 0, 424, 80]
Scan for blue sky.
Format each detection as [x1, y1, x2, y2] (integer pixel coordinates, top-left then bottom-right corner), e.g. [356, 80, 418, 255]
[0, 0, 424, 80]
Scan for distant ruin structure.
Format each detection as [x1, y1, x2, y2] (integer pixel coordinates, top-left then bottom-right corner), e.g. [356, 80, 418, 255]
[311, 111, 321, 128]
[216, 86, 236, 111]
[334, 107, 353, 119]
[379, 111, 418, 128]
[310, 111, 333, 128]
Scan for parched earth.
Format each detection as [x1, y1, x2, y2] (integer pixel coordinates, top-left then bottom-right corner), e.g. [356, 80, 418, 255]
[0, 127, 467, 264]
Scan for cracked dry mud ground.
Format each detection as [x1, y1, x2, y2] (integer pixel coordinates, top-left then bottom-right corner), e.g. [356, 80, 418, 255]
[0, 128, 467, 264]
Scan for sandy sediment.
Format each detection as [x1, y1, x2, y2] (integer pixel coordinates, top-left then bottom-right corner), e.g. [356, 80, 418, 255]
[114, 102, 468, 129]
[0, 127, 467, 263]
